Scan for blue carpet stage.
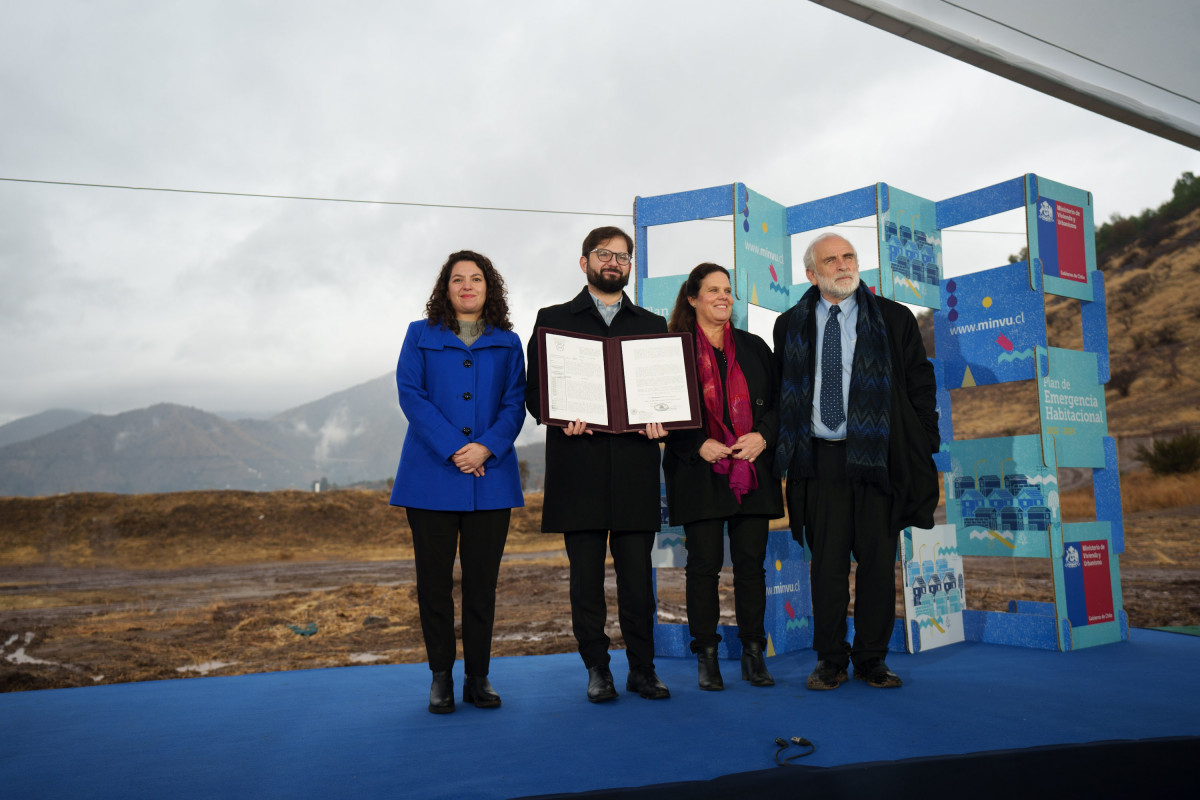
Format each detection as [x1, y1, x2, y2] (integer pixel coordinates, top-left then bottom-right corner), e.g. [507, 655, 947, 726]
[2, 629, 1198, 799]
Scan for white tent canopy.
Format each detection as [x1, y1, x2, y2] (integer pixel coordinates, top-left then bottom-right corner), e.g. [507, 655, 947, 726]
[813, 0, 1200, 151]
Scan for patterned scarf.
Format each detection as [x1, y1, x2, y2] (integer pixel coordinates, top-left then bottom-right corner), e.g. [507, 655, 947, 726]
[774, 283, 891, 490]
[694, 322, 758, 502]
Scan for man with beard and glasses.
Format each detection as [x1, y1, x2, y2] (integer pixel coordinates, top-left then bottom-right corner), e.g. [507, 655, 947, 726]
[525, 226, 671, 703]
[773, 232, 939, 692]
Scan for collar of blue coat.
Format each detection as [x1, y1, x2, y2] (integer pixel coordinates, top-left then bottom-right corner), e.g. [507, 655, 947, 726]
[413, 320, 513, 350]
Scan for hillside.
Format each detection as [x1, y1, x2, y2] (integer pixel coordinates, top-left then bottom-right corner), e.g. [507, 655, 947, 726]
[0, 409, 93, 449]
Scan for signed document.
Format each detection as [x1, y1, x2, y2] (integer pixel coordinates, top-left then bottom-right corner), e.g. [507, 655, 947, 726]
[536, 328, 701, 433]
[622, 337, 690, 425]
[544, 332, 610, 427]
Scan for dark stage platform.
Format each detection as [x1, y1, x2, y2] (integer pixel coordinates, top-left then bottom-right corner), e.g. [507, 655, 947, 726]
[2, 628, 1198, 798]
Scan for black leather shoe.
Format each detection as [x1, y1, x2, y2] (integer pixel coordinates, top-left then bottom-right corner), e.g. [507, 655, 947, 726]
[463, 675, 501, 708]
[697, 646, 724, 691]
[740, 641, 774, 687]
[428, 670, 455, 714]
[854, 658, 902, 688]
[805, 660, 848, 691]
[586, 665, 618, 703]
[626, 665, 670, 699]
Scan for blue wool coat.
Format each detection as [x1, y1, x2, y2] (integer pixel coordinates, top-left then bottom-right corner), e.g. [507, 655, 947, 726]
[389, 319, 527, 512]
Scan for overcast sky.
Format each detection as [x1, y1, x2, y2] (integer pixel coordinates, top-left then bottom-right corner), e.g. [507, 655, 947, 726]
[2, 0, 1197, 431]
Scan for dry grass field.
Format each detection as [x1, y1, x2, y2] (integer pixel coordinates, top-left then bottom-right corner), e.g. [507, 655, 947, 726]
[3, 475, 1198, 693]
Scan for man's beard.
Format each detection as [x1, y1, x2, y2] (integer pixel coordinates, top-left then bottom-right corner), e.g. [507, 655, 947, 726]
[816, 272, 860, 301]
[587, 264, 630, 294]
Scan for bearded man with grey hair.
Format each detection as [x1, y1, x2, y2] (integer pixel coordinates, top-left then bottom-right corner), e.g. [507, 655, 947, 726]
[773, 232, 939, 691]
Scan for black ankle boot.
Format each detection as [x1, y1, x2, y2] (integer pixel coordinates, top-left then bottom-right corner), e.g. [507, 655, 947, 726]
[429, 670, 455, 714]
[463, 675, 501, 708]
[741, 641, 774, 687]
[697, 645, 724, 691]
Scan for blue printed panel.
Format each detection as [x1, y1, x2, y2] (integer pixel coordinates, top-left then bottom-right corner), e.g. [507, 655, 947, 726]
[945, 435, 1059, 558]
[936, 176, 1026, 228]
[1081, 270, 1110, 383]
[638, 175, 1124, 654]
[654, 528, 810, 658]
[634, 185, 734, 306]
[634, 185, 733, 227]
[901, 524, 965, 653]
[735, 185, 793, 313]
[651, 481, 689, 568]
[639, 275, 686, 324]
[934, 261, 1046, 388]
[930, 357, 953, 473]
[1093, 437, 1124, 554]
[763, 530, 812, 656]
[878, 185, 941, 308]
[1027, 175, 1095, 302]
[785, 185, 877, 234]
[1052, 521, 1125, 650]
[1037, 346, 1108, 468]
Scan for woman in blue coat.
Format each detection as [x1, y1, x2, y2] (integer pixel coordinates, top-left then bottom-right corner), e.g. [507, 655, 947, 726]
[390, 250, 526, 714]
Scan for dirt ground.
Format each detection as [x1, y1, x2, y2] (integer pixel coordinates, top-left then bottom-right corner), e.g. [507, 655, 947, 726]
[2, 492, 1198, 693]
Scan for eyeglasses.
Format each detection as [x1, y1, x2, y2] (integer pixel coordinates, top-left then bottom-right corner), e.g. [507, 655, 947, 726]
[590, 248, 632, 265]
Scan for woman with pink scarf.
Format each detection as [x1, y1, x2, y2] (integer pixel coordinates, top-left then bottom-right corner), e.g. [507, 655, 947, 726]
[663, 263, 784, 691]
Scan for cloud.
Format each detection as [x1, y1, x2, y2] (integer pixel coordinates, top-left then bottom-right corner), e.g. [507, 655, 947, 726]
[0, 0, 1196, 426]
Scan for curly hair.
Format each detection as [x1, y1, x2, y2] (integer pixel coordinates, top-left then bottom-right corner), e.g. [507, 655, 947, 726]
[667, 262, 730, 333]
[424, 250, 513, 333]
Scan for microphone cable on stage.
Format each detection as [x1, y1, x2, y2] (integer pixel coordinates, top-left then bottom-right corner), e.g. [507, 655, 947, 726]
[773, 736, 816, 765]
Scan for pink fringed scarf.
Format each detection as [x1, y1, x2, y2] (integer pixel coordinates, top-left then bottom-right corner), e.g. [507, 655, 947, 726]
[694, 323, 758, 502]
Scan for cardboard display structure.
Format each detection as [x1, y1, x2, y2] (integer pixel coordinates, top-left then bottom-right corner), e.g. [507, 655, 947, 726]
[637, 175, 1125, 657]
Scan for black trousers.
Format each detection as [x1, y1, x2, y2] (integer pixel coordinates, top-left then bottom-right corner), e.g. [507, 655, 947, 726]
[563, 530, 656, 670]
[786, 440, 897, 668]
[683, 516, 769, 652]
[406, 507, 510, 676]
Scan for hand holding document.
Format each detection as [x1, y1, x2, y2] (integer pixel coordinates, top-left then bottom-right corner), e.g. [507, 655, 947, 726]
[537, 328, 701, 433]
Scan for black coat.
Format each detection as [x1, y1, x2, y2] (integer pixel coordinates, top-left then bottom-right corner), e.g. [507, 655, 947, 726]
[662, 328, 784, 526]
[525, 288, 668, 533]
[773, 293, 940, 534]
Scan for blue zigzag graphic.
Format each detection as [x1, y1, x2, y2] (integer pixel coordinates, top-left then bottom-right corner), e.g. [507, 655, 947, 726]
[659, 536, 684, 549]
[998, 348, 1034, 363]
[768, 282, 789, 296]
[785, 618, 809, 631]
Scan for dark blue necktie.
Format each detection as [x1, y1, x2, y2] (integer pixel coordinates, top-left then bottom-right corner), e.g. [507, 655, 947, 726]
[820, 305, 845, 430]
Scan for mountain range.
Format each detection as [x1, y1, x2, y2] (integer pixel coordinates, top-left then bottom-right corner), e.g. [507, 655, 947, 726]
[0, 375, 410, 496]
[0, 375, 548, 497]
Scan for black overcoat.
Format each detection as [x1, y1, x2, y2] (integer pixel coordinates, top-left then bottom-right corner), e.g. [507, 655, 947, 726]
[772, 293, 940, 534]
[525, 288, 667, 533]
[662, 328, 784, 526]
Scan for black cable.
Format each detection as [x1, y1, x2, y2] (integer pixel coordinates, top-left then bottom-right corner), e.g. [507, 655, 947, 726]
[773, 737, 790, 766]
[773, 736, 815, 765]
[0, 176, 1025, 235]
[0, 177, 630, 219]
